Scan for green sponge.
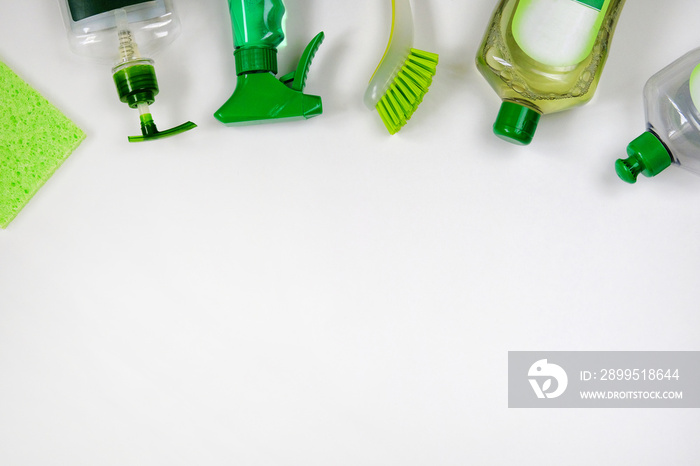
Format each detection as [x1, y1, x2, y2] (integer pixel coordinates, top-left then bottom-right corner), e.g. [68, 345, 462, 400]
[0, 61, 86, 229]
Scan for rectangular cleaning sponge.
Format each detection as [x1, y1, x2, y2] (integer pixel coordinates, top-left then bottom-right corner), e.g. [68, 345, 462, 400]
[0, 61, 86, 229]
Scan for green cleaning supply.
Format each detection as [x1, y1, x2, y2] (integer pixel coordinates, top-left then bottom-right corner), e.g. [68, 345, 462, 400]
[60, 0, 195, 141]
[476, 0, 625, 145]
[616, 48, 700, 183]
[0, 61, 85, 229]
[214, 0, 324, 125]
[364, 0, 438, 135]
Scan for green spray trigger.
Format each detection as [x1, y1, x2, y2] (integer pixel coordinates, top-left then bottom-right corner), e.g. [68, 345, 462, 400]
[214, 0, 324, 125]
[280, 32, 325, 91]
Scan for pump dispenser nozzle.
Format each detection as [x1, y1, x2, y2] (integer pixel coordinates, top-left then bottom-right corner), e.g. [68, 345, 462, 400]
[111, 9, 196, 142]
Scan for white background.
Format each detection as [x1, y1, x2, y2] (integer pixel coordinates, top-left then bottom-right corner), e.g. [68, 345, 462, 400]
[1, 0, 699, 464]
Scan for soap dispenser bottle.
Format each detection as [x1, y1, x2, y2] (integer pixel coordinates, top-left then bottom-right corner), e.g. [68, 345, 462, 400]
[616, 48, 700, 183]
[59, 0, 196, 141]
[476, 0, 625, 145]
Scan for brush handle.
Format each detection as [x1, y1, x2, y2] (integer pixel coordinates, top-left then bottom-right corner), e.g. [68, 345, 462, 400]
[364, 0, 415, 109]
[391, 0, 415, 53]
[229, 0, 286, 49]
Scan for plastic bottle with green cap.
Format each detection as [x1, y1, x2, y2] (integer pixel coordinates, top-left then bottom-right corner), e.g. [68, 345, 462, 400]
[616, 48, 700, 183]
[476, 0, 625, 145]
[60, 0, 196, 142]
[214, 0, 324, 125]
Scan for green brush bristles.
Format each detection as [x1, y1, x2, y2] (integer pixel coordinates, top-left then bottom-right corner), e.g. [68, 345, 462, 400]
[376, 48, 439, 135]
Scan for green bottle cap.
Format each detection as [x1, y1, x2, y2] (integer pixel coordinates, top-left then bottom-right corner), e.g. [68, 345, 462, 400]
[493, 101, 541, 146]
[615, 132, 673, 183]
[235, 47, 278, 75]
[113, 60, 159, 108]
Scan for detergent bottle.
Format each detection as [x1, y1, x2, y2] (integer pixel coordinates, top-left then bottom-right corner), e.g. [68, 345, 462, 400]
[59, 0, 195, 141]
[476, 0, 625, 145]
[616, 48, 700, 183]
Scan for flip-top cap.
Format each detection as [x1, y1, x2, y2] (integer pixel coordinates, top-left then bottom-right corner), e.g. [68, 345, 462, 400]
[493, 101, 541, 146]
[615, 131, 672, 183]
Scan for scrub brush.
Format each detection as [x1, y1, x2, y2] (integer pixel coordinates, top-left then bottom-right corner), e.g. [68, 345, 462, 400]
[364, 0, 438, 134]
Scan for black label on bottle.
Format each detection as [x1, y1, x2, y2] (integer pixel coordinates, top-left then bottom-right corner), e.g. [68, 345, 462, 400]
[66, 0, 150, 21]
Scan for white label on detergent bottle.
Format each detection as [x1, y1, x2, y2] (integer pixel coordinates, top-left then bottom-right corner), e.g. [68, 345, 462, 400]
[512, 0, 611, 68]
[690, 64, 700, 111]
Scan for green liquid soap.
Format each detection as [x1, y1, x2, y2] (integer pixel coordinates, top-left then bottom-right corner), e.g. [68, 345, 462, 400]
[476, 0, 625, 145]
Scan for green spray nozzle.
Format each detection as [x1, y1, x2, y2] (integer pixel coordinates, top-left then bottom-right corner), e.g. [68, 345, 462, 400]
[214, 0, 324, 125]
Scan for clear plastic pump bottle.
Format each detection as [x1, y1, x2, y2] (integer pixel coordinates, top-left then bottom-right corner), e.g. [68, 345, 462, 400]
[616, 48, 700, 183]
[59, 0, 195, 141]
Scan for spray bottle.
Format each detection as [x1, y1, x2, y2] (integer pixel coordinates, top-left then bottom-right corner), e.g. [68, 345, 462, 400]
[214, 0, 324, 125]
[60, 0, 196, 141]
[616, 48, 700, 183]
[476, 0, 625, 145]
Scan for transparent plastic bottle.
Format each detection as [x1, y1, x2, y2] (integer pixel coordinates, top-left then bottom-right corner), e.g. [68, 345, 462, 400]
[60, 0, 178, 62]
[476, 0, 625, 145]
[616, 48, 700, 183]
[59, 0, 195, 141]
